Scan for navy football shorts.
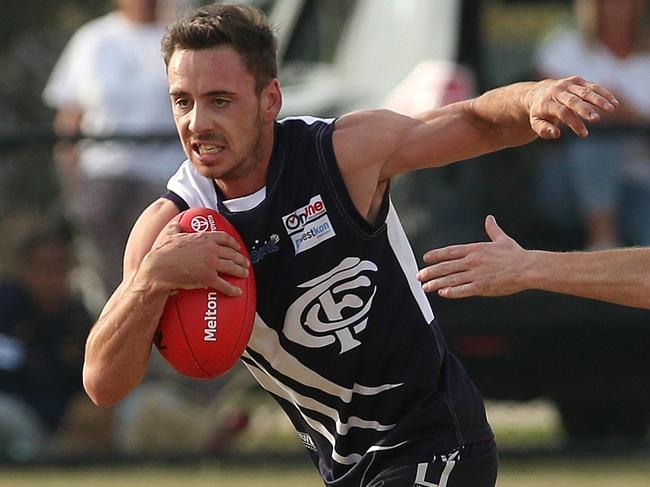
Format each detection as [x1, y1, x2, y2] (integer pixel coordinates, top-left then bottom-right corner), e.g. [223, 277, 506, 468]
[366, 440, 498, 487]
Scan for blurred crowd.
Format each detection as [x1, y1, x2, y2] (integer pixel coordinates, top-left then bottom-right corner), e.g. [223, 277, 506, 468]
[534, 0, 650, 249]
[0, 0, 262, 462]
[0, 0, 648, 462]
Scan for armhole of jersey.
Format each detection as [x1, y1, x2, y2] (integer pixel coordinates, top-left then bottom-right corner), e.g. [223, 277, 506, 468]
[315, 121, 390, 239]
[163, 190, 189, 212]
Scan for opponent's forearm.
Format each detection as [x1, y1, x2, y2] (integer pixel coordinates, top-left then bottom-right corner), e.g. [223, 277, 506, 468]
[83, 270, 170, 407]
[523, 248, 650, 309]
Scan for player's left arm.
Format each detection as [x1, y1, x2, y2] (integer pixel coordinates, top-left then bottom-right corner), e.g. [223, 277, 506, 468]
[332, 76, 617, 219]
[336, 76, 618, 181]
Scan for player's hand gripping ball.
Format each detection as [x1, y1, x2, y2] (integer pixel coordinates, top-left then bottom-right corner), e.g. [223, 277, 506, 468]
[154, 208, 256, 379]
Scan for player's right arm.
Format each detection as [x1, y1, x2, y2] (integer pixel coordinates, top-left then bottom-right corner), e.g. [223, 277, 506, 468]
[83, 198, 250, 407]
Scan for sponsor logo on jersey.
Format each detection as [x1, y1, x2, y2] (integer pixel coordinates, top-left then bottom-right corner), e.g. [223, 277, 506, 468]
[282, 195, 335, 255]
[283, 257, 377, 353]
[297, 432, 317, 452]
[250, 234, 280, 264]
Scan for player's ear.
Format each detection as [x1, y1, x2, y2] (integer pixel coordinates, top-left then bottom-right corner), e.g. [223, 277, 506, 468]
[260, 78, 282, 123]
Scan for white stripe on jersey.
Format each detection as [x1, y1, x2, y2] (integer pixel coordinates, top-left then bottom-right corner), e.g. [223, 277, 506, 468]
[222, 185, 266, 212]
[246, 358, 406, 466]
[167, 160, 218, 209]
[166, 160, 267, 213]
[279, 115, 335, 126]
[246, 314, 403, 403]
[386, 200, 435, 325]
[243, 352, 396, 435]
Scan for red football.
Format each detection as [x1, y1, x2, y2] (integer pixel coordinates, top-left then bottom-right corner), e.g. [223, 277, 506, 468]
[153, 208, 256, 379]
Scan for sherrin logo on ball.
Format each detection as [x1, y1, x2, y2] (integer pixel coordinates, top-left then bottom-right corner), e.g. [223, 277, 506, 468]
[154, 208, 256, 379]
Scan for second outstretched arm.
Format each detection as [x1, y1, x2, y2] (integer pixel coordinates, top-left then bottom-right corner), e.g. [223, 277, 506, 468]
[417, 215, 650, 310]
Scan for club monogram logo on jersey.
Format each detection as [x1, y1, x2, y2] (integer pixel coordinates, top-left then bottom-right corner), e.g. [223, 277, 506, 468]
[282, 195, 336, 255]
[283, 257, 378, 354]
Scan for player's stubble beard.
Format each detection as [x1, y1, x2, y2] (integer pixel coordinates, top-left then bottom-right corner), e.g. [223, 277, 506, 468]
[209, 99, 265, 187]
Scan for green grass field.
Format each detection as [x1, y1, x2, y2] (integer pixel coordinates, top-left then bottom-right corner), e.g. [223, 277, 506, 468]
[0, 458, 649, 487]
[1, 400, 646, 486]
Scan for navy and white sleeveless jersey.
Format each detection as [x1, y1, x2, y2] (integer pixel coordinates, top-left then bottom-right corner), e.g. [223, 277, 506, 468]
[165, 117, 493, 485]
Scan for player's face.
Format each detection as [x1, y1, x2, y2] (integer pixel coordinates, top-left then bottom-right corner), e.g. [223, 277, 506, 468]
[168, 46, 280, 191]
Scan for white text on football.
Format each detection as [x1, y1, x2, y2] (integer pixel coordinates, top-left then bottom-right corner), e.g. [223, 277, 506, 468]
[203, 291, 218, 341]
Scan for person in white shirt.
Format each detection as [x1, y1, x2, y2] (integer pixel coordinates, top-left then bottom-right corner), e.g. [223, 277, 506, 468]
[43, 0, 187, 294]
[534, 0, 650, 250]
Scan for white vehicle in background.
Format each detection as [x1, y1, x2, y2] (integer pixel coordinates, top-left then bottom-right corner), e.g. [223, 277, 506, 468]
[264, 0, 475, 117]
[257, 0, 478, 248]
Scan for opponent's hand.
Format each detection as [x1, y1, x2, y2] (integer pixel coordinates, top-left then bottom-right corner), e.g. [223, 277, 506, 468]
[140, 220, 250, 297]
[526, 76, 618, 139]
[417, 215, 530, 298]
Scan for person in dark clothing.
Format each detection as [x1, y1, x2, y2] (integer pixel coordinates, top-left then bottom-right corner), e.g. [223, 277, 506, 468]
[0, 224, 93, 457]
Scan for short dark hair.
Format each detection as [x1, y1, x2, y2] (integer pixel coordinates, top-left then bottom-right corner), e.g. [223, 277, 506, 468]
[162, 4, 278, 94]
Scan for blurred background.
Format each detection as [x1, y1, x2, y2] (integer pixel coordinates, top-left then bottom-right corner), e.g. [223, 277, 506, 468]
[0, 0, 648, 485]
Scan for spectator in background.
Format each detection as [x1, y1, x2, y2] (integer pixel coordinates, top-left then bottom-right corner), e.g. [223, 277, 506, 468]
[42, 0, 187, 295]
[535, 0, 650, 249]
[0, 223, 101, 459]
[43, 4, 247, 458]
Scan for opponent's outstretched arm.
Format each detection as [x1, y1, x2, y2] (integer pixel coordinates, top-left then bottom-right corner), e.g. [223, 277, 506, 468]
[417, 215, 650, 310]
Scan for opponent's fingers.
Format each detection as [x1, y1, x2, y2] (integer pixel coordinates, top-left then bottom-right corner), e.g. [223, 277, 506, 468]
[422, 244, 474, 264]
[531, 117, 561, 139]
[553, 103, 589, 138]
[554, 89, 602, 123]
[531, 92, 588, 138]
[417, 258, 468, 283]
[568, 77, 618, 111]
[484, 215, 507, 242]
[437, 283, 479, 299]
[421, 271, 472, 293]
